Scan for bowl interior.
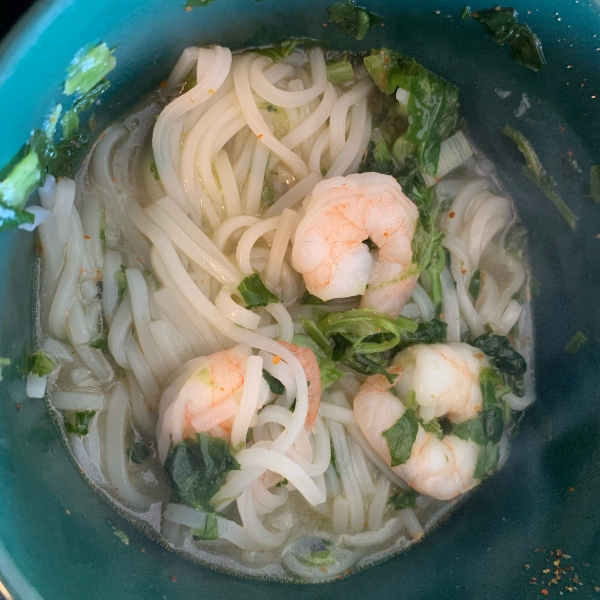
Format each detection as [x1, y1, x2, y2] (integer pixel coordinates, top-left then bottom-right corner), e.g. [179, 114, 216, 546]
[1, 0, 600, 598]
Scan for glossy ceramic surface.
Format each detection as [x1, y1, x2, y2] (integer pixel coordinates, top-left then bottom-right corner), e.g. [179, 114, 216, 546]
[1, 1, 599, 598]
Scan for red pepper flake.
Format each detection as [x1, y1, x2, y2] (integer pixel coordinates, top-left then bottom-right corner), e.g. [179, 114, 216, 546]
[83, 235, 90, 240]
[524, 564, 531, 571]
[541, 590, 549, 596]
[559, 125, 566, 133]
[567, 486, 575, 492]
[15, 403, 21, 411]
[594, 585, 599, 592]
[449, 211, 456, 218]
[257, 133, 263, 139]
[544, 569, 551, 574]
[461, 267, 467, 274]
[322, 22, 328, 27]
[185, 6, 192, 11]
[171, 576, 177, 582]
[141, 548, 146, 553]
[530, 578, 538, 585]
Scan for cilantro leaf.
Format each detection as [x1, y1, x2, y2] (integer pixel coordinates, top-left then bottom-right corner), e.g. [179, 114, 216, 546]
[64, 43, 116, 96]
[65, 411, 96, 436]
[164, 432, 240, 512]
[469, 269, 482, 300]
[116, 265, 128, 304]
[327, 1, 382, 41]
[382, 408, 419, 466]
[387, 488, 419, 510]
[90, 337, 110, 354]
[237, 273, 279, 309]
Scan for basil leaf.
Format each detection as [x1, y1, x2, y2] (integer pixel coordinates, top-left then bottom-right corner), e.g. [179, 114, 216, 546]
[472, 7, 546, 72]
[65, 411, 96, 436]
[565, 331, 587, 354]
[327, 1, 382, 41]
[262, 369, 285, 395]
[20, 349, 56, 377]
[382, 408, 419, 466]
[191, 513, 219, 540]
[387, 488, 419, 510]
[300, 290, 324, 305]
[164, 432, 240, 512]
[237, 273, 279, 309]
[473, 440, 500, 480]
[502, 125, 576, 229]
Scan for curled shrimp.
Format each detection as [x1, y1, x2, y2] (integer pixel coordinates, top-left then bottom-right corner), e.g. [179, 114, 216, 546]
[156, 345, 270, 462]
[354, 371, 480, 500]
[291, 172, 419, 318]
[394, 343, 487, 424]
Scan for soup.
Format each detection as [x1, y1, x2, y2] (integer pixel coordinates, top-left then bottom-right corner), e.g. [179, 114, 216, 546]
[24, 43, 533, 581]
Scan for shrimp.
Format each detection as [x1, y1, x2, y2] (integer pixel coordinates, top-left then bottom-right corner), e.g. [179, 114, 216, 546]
[291, 172, 419, 318]
[278, 341, 321, 432]
[157, 345, 270, 462]
[353, 371, 480, 500]
[393, 343, 487, 424]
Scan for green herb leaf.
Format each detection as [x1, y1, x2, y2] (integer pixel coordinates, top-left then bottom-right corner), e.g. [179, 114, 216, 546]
[382, 408, 419, 466]
[300, 290, 325, 305]
[472, 6, 546, 72]
[116, 265, 128, 304]
[469, 269, 482, 300]
[191, 513, 219, 540]
[387, 488, 419, 510]
[0, 149, 42, 210]
[262, 369, 285, 395]
[291, 334, 344, 389]
[65, 411, 96, 436]
[275, 477, 289, 488]
[237, 273, 279, 309]
[184, 0, 218, 8]
[129, 441, 151, 464]
[473, 440, 500, 480]
[421, 417, 444, 440]
[64, 43, 116, 96]
[502, 125, 576, 229]
[326, 57, 356, 84]
[450, 416, 487, 445]
[590, 165, 600, 203]
[565, 331, 587, 354]
[327, 1, 382, 40]
[461, 6, 472, 20]
[0, 357, 11, 382]
[472, 334, 526, 396]
[90, 337, 109, 354]
[395, 318, 448, 352]
[20, 349, 56, 377]
[330, 441, 341, 477]
[164, 432, 240, 512]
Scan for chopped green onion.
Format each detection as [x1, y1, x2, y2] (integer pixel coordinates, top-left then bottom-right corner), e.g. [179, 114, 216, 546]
[64, 43, 116, 96]
[326, 58, 355, 84]
[589, 164, 600, 203]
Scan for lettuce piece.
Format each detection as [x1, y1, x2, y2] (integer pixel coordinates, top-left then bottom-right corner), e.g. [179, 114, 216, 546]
[64, 43, 116, 96]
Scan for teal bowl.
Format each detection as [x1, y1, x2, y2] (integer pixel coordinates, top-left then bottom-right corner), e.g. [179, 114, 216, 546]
[1, 0, 600, 598]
